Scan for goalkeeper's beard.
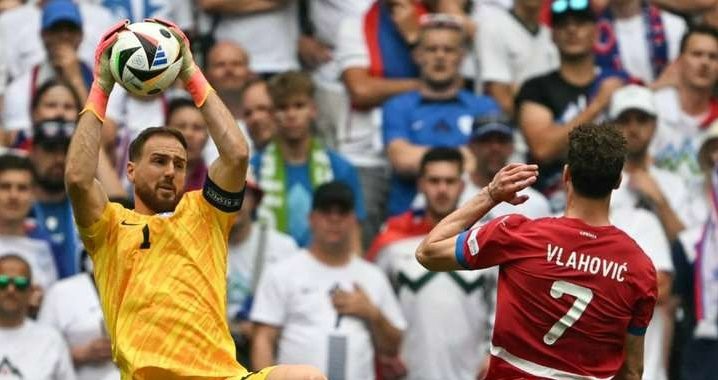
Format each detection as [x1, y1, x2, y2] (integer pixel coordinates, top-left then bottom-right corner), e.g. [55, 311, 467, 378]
[135, 182, 182, 214]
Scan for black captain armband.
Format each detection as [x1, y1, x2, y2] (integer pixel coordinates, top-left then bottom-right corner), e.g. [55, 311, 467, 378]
[203, 175, 245, 212]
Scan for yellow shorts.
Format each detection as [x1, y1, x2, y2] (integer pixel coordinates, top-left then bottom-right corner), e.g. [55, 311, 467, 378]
[237, 366, 276, 380]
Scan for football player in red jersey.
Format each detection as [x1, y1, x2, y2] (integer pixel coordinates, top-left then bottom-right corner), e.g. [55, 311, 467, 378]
[416, 122, 657, 380]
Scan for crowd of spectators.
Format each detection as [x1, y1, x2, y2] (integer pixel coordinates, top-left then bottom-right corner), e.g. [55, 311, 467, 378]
[1, 0, 718, 379]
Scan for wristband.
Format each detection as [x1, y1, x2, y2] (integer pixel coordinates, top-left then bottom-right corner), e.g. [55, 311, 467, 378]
[185, 67, 213, 107]
[80, 82, 109, 122]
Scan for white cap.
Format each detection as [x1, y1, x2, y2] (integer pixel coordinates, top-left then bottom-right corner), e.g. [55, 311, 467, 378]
[609, 84, 656, 120]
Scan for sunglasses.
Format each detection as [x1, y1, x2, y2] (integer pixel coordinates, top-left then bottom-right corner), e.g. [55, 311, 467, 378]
[0, 275, 30, 291]
[552, 0, 590, 13]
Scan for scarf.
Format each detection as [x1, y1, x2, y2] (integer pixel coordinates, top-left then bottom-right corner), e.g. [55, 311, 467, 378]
[595, 1, 668, 81]
[257, 139, 333, 233]
[694, 166, 718, 339]
[364, 1, 426, 79]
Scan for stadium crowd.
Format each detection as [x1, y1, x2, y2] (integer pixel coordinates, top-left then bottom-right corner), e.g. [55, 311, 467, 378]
[0, 0, 717, 379]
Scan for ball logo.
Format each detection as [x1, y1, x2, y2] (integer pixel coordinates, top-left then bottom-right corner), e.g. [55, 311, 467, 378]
[153, 45, 168, 68]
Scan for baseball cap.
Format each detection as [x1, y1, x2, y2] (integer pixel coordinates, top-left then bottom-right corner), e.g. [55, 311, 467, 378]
[470, 116, 514, 141]
[42, 0, 82, 31]
[32, 119, 75, 150]
[609, 84, 656, 120]
[551, 0, 596, 25]
[312, 181, 355, 213]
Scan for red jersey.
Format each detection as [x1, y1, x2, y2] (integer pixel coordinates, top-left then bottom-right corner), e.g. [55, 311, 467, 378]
[455, 215, 657, 379]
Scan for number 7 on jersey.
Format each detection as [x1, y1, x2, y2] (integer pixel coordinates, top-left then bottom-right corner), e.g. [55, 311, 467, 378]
[543, 280, 594, 345]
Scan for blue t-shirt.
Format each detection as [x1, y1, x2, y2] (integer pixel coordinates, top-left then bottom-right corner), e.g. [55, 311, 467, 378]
[382, 90, 500, 215]
[251, 149, 366, 247]
[31, 199, 80, 278]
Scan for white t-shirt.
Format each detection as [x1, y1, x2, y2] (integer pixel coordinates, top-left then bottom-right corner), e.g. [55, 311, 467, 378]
[374, 234, 495, 380]
[335, 16, 386, 168]
[0, 319, 77, 380]
[651, 87, 709, 188]
[613, 11, 686, 83]
[0, 235, 57, 290]
[610, 207, 673, 380]
[214, 3, 299, 74]
[79, 0, 193, 29]
[0, 3, 114, 81]
[309, 0, 372, 88]
[459, 174, 552, 219]
[251, 251, 406, 380]
[611, 166, 691, 225]
[477, 5, 559, 86]
[227, 224, 298, 319]
[38, 273, 120, 380]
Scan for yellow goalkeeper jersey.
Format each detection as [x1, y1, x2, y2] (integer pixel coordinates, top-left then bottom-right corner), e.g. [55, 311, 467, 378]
[78, 191, 248, 379]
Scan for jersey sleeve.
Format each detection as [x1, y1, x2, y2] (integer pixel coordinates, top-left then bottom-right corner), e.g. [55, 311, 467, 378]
[77, 202, 123, 257]
[628, 265, 658, 336]
[454, 214, 531, 270]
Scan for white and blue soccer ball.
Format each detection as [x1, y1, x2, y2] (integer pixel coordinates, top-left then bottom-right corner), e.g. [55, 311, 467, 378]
[109, 21, 182, 97]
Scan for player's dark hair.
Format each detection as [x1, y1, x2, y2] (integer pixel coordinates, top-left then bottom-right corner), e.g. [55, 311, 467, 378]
[31, 78, 81, 113]
[567, 122, 626, 199]
[679, 24, 718, 54]
[129, 127, 188, 162]
[419, 147, 464, 177]
[0, 254, 32, 282]
[165, 97, 196, 122]
[267, 71, 314, 107]
[0, 154, 36, 182]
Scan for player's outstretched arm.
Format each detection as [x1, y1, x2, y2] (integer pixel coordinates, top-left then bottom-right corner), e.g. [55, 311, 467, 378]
[65, 20, 128, 227]
[416, 163, 538, 271]
[614, 334, 644, 380]
[151, 18, 249, 193]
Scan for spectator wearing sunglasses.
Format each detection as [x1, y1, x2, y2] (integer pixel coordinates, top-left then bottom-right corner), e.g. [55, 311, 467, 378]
[594, 0, 686, 84]
[0, 254, 77, 380]
[515, 0, 629, 212]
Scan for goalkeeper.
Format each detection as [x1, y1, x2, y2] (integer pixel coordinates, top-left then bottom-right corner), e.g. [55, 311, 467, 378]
[65, 19, 325, 380]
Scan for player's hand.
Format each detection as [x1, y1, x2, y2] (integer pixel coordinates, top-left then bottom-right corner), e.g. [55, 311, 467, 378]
[146, 17, 197, 82]
[331, 284, 380, 322]
[93, 19, 129, 94]
[74, 337, 113, 364]
[486, 163, 539, 205]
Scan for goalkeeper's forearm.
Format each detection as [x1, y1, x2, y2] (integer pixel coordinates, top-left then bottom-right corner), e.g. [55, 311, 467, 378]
[65, 111, 103, 191]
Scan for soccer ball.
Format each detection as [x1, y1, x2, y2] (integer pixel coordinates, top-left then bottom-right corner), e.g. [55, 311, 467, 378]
[109, 21, 182, 97]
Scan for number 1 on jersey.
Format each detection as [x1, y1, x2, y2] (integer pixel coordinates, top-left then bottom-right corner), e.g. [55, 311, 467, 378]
[543, 280, 593, 345]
